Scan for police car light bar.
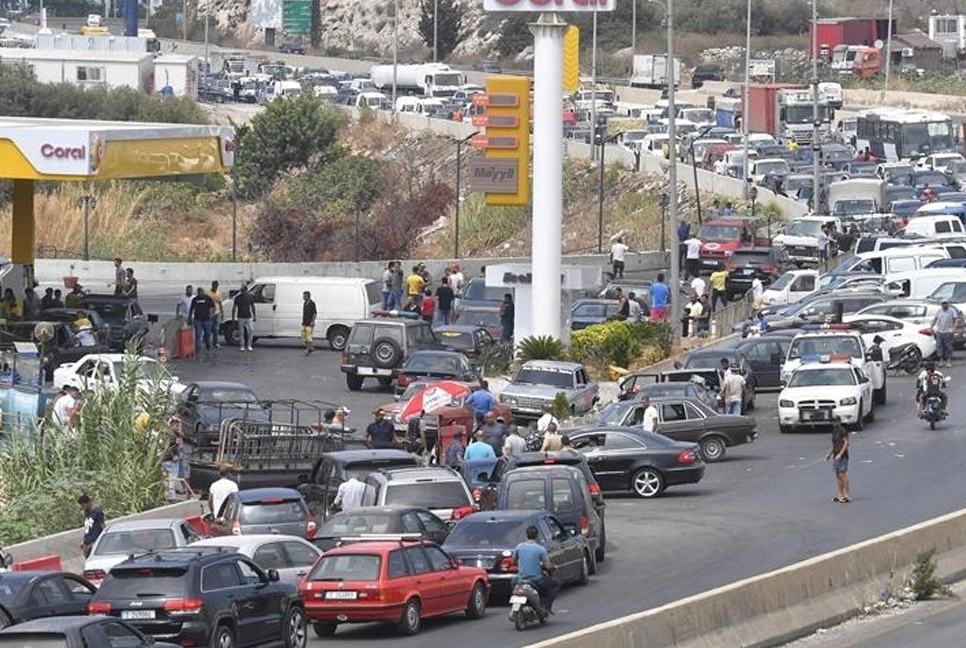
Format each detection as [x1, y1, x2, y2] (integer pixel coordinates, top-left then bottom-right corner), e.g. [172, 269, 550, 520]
[800, 323, 853, 332]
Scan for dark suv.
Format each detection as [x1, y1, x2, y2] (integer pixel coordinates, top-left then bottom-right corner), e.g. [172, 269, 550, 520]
[340, 317, 439, 391]
[298, 449, 418, 520]
[79, 294, 152, 351]
[89, 549, 307, 648]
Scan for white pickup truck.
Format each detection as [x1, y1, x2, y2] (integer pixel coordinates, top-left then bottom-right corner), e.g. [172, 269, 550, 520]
[772, 216, 841, 265]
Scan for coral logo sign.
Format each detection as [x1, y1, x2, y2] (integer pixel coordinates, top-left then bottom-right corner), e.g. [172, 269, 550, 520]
[40, 143, 87, 160]
[483, 0, 613, 11]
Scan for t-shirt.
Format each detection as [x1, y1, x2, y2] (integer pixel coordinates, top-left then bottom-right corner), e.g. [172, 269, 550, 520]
[685, 238, 703, 259]
[934, 308, 956, 333]
[82, 507, 105, 545]
[234, 292, 255, 319]
[209, 478, 238, 517]
[480, 422, 506, 454]
[690, 277, 706, 297]
[366, 419, 396, 447]
[503, 434, 527, 455]
[450, 271, 465, 295]
[420, 297, 435, 318]
[335, 479, 368, 511]
[611, 242, 628, 262]
[391, 269, 404, 291]
[302, 299, 317, 327]
[382, 269, 393, 291]
[536, 413, 559, 434]
[465, 390, 496, 417]
[831, 425, 849, 459]
[924, 371, 944, 395]
[688, 301, 703, 318]
[751, 278, 763, 300]
[178, 294, 194, 318]
[436, 286, 455, 311]
[541, 433, 564, 452]
[53, 393, 76, 425]
[641, 405, 658, 432]
[190, 295, 215, 321]
[709, 270, 728, 292]
[514, 541, 549, 579]
[722, 372, 746, 403]
[444, 441, 465, 467]
[650, 282, 669, 309]
[464, 440, 496, 461]
[616, 297, 630, 319]
[406, 274, 426, 297]
[500, 302, 515, 329]
[209, 289, 223, 316]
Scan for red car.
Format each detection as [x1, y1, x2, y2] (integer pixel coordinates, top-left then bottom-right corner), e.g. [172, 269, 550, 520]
[300, 539, 489, 637]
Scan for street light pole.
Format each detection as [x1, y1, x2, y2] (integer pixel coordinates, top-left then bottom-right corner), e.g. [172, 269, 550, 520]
[741, 0, 752, 199]
[391, 0, 399, 114]
[433, 0, 438, 62]
[882, 0, 894, 98]
[590, 9, 598, 161]
[454, 130, 480, 259]
[631, 0, 636, 58]
[811, 0, 821, 214]
[203, 0, 209, 71]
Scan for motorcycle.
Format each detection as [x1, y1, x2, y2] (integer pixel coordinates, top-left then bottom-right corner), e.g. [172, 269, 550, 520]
[886, 342, 921, 375]
[508, 579, 548, 630]
[921, 395, 946, 430]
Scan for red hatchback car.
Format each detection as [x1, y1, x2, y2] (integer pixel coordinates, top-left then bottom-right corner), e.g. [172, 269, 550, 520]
[300, 539, 489, 637]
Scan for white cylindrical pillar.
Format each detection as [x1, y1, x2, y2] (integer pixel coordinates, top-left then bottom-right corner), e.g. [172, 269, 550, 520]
[529, 13, 568, 341]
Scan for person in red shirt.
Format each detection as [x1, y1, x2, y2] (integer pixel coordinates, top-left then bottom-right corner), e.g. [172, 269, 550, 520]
[420, 288, 436, 323]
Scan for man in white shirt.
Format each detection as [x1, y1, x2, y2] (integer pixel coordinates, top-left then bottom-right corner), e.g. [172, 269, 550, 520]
[610, 237, 629, 279]
[52, 385, 81, 427]
[208, 469, 239, 518]
[450, 264, 465, 297]
[684, 236, 703, 279]
[176, 285, 194, 322]
[690, 275, 706, 298]
[751, 277, 764, 310]
[536, 406, 559, 435]
[713, 158, 727, 175]
[721, 365, 746, 416]
[640, 397, 659, 432]
[503, 425, 528, 456]
[334, 476, 368, 512]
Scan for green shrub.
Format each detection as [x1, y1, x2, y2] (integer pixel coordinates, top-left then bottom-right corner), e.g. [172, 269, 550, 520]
[571, 321, 672, 374]
[910, 549, 953, 600]
[550, 392, 572, 421]
[516, 335, 567, 362]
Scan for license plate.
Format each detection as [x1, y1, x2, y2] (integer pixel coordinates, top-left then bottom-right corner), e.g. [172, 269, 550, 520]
[509, 596, 527, 604]
[357, 367, 377, 376]
[802, 410, 828, 422]
[325, 591, 358, 600]
[742, 268, 756, 275]
[121, 610, 155, 620]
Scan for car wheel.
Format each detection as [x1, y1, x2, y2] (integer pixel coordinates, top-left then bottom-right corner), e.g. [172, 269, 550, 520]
[397, 598, 421, 636]
[865, 401, 875, 422]
[699, 436, 727, 462]
[0, 605, 11, 629]
[577, 551, 591, 585]
[631, 467, 665, 498]
[378, 377, 393, 387]
[223, 322, 240, 347]
[326, 325, 350, 351]
[595, 524, 606, 562]
[852, 401, 865, 431]
[283, 606, 307, 648]
[312, 622, 337, 638]
[346, 374, 364, 391]
[779, 424, 792, 434]
[209, 624, 235, 648]
[874, 378, 887, 405]
[372, 337, 403, 369]
[466, 581, 487, 619]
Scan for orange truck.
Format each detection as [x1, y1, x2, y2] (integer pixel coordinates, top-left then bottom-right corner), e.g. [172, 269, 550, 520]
[830, 45, 882, 79]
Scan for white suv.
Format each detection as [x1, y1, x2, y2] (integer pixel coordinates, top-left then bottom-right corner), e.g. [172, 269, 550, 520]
[781, 328, 887, 405]
[362, 466, 475, 524]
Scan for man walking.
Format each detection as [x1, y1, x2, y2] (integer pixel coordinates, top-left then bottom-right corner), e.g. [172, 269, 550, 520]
[334, 476, 368, 512]
[465, 429, 497, 461]
[445, 430, 466, 468]
[931, 300, 959, 368]
[721, 363, 745, 415]
[381, 262, 394, 310]
[366, 409, 396, 449]
[122, 268, 138, 299]
[111, 257, 125, 295]
[684, 234, 703, 280]
[78, 494, 105, 558]
[649, 273, 670, 321]
[232, 284, 256, 351]
[500, 293, 515, 342]
[208, 468, 238, 518]
[610, 236, 629, 279]
[301, 291, 317, 355]
[479, 411, 506, 457]
[709, 268, 729, 311]
[209, 281, 223, 348]
[188, 288, 216, 360]
[435, 277, 455, 325]
[825, 417, 851, 503]
[503, 425, 527, 456]
[541, 422, 564, 451]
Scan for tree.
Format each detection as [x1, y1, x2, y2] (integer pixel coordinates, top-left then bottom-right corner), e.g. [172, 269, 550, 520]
[418, 0, 463, 60]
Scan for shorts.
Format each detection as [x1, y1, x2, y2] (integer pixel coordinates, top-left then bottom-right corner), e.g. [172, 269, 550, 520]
[650, 306, 669, 321]
[833, 457, 849, 474]
[300, 325, 314, 344]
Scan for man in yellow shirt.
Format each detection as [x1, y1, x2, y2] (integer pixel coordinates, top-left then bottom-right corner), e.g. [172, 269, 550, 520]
[2, 288, 22, 321]
[709, 268, 729, 311]
[405, 266, 426, 310]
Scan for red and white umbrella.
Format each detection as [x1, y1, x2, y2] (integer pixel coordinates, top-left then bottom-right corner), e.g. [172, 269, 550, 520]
[398, 381, 473, 423]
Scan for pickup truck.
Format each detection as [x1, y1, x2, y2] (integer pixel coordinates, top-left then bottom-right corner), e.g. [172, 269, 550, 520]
[499, 360, 599, 421]
[772, 216, 842, 266]
[698, 217, 771, 272]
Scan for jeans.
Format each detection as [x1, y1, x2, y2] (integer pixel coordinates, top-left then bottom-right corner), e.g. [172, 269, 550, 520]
[711, 290, 727, 311]
[211, 314, 221, 346]
[388, 289, 403, 310]
[525, 574, 560, 611]
[381, 290, 391, 310]
[438, 308, 451, 325]
[937, 331, 954, 360]
[193, 319, 213, 356]
[726, 399, 742, 416]
[238, 317, 254, 348]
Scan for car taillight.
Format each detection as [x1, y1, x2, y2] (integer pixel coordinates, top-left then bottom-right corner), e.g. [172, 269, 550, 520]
[451, 505, 477, 521]
[677, 449, 698, 465]
[306, 518, 317, 539]
[341, 351, 349, 364]
[498, 556, 517, 572]
[83, 569, 106, 583]
[397, 373, 412, 387]
[919, 329, 934, 336]
[588, 483, 601, 497]
[471, 488, 482, 502]
[231, 520, 241, 535]
[163, 598, 204, 615]
[89, 602, 112, 614]
[760, 263, 775, 273]
[579, 516, 590, 535]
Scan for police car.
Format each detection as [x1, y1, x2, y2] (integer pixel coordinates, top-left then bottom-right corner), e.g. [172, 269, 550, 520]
[780, 324, 887, 405]
[777, 358, 875, 433]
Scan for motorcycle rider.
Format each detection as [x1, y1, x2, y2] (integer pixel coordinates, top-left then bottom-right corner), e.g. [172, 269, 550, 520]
[512, 525, 560, 615]
[918, 361, 948, 414]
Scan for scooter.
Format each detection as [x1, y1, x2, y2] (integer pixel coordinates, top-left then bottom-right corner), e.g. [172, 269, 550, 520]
[508, 579, 548, 631]
[886, 342, 921, 375]
[920, 394, 947, 430]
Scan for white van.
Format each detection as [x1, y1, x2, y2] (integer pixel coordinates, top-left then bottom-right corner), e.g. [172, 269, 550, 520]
[849, 247, 950, 275]
[760, 269, 818, 306]
[928, 280, 966, 313]
[883, 268, 966, 300]
[220, 277, 381, 350]
[904, 212, 965, 239]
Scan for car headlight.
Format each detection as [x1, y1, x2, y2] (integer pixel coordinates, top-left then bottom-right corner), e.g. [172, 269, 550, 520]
[839, 397, 857, 406]
[779, 399, 795, 408]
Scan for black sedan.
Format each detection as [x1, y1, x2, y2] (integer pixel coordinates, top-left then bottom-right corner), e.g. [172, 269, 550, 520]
[735, 332, 796, 389]
[176, 381, 269, 447]
[395, 350, 480, 396]
[617, 373, 718, 410]
[683, 346, 758, 412]
[567, 427, 705, 498]
[570, 299, 621, 330]
[311, 506, 450, 552]
[0, 572, 96, 628]
[724, 247, 794, 299]
[434, 325, 497, 360]
[595, 397, 757, 462]
[0, 616, 182, 646]
[442, 510, 593, 598]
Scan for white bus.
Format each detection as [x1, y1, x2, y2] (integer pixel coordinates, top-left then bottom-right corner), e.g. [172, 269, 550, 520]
[855, 108, 956, 162]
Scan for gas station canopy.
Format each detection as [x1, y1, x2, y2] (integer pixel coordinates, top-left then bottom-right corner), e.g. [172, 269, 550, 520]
[0, 117, 235, 181]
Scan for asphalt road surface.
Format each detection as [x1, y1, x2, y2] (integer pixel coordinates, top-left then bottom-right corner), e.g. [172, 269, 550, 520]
[140, 284, 966, 648]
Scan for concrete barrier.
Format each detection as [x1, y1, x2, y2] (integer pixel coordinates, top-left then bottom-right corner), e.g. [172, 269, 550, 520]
[5, 499, 206, 574]
[527, 507, 966, 648]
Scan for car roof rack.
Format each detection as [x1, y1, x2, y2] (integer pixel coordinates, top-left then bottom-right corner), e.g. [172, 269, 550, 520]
[334, 533, 426, 546]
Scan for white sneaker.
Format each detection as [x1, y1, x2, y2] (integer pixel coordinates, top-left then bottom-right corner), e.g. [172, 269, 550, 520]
[246, 346, 253, 352]
[239, 347, 245, 351]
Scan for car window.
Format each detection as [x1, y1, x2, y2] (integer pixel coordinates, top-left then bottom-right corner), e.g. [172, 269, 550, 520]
[572, 432, 642, 452]
[251, 283, 275, 303]
[505, 478, 546, 510]
[661, 403, 686, 422]
[536, 518, 554, 543]
[683, 403, 705, 419]
[551, 478, 576, 513]
[349, 324, 374, 347]
[387, 550, 409, 579]
[404, 547, 433, 575]
[101, 621, 146, 648]
[282, 541, 320, 567]
[64, 577, 95, 599]
[202, 562, 243, 591]
[375, 325, 404, 345]
[416, 511, 448, 535]
[253, 542, 288, 570]
[237, 560, 264, 585]
[424, 546, 453, 572]
[401, 512, 423, 534]
[547, 517, 568, 541]
[31, 578, 70, 606]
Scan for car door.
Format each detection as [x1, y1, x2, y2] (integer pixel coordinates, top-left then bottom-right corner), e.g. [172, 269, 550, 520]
[402, 546, 441, 615]
[415, 510, 450, 545]
[81, 619, 154, 648]
[424, 545, 464, 613]
[574, 369, 594, 413]
[249, 282, 276, 337]
[25, 575, 74, 619]
[575, 432, 641, 492]
[740, 340, 778, 388]
[236, 558, 284, 644]
[656, 402, 702, 443]
[280, 540, 322, 585]
[544, 516, 581, 582]
[61, 574, 97, 616]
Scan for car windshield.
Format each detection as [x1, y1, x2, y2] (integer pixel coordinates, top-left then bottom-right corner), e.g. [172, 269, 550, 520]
[768, 273, 795, 290]
[787, 368, 856, 387]
[319, 513, 395, 536]
[83, 301, 127, 324]
[239, 500, 308, 524]
[95, 529, 177, 555]
[399, 382, 429, 400]
[383, 482, 468, 508]
[513, 368, 574, 389]
[788, 336, 862, 360]
[112, 360, 165, 382]
[698, 224, 742, 241]
[0, 637, 68, 648]
[784, 220, 823, 237]
[912, 171, 947, 187]
[202, 387, 258, 403]
[437, 330, 473, 349]
[685, 353, 733, 369]
[929, 282, 966, 303]
[729, 251, 771, 265]
[598, 402, 633, 426]
[445, 518, 529, 547]
[756, 160, 788, 174]
[308, 554, 381, 582]
[96, 567, 188, 598]
[405, 354, 464, 373]
[457, 309, 500, 328]
[573, 302, 615, 319]
[463, 279, 505, 302]
[832, 200, 875, 216]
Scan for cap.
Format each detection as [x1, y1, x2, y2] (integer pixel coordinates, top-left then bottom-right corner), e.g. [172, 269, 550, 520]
[374, 408, 386, 415]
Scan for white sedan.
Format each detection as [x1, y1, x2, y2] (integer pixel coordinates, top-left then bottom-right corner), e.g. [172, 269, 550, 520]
[52, 353, 185, 394]
[778, 361, 874, 433]
[842, 314, 937, 362]
[190, 535, 324, 586]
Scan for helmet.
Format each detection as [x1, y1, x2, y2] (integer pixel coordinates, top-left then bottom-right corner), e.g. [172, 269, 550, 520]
[924, 361, 936, 372]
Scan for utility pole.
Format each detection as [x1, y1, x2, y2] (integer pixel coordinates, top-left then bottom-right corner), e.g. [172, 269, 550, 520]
[631, 0, 636, 56]
[391, 0, 399, 114]
[741, 0, 751, 200]
[882, 0, 894, 99]
[666, 0, 679, 331]
[433, 0, 439, 62]
[589, 9, 598, 161]
[811, 0, 821, 214]
[203, 0, 209, 71]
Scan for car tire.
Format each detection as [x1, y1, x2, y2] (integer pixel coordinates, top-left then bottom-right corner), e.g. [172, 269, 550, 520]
[631, 467, 665, 498]
[779, 424, 792, 434]
[312, 622, 337, 638]
[466, 582, 487, 619]
[346, 374, 364, 391]
[865, 402, 875, 422]
[874, 378, 887, 405]
[699, 436, 727, 462]
[209, 624, 235, 648]
[0, 604, 11, 629]
[397, 598, 422, 636]
[326, 326, 350, 351]
[595, 524, 606, 562]
[378, 377, 393, 387]
[372, 337, 403, 369]
[577, 551, 591, 585]
[283, 606, 307, 648]
[852, 401, 865, 431]
[223, 322, 240, 347]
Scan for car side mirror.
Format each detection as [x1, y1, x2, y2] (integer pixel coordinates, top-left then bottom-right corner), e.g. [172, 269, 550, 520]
[267, 569, 280, 582]
[569, 528, 578, 537]
[450, 556, 460, 569]
[147, 314, 159, 324]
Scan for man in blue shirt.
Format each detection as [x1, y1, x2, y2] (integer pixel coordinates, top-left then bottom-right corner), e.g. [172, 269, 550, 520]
[78, 494, 105, 558]
[513, 525, 560, 613]
[649, 272, 670, 321]
[465, 381, 496, 419]
[463, 429, 496, 461]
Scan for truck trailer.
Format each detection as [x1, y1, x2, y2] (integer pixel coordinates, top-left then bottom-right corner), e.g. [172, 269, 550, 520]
[745, 83, 834, 145]
[370, 62, 464, 98]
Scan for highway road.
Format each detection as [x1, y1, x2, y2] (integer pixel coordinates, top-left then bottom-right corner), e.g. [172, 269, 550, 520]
[129, 288, 966, 648]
